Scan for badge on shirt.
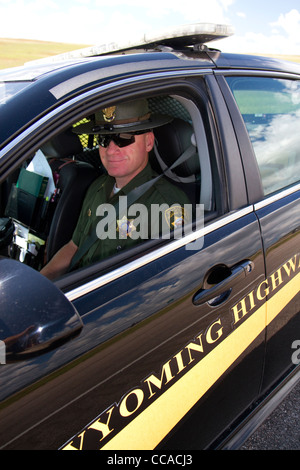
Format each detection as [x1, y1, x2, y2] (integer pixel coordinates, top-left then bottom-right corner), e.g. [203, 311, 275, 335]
[117, 215, 136, 238]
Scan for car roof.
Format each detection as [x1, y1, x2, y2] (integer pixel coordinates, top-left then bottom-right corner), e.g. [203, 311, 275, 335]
[2, 51, 300, 82]
[2, 21, 300, 82]
[1, 23, 300, 149]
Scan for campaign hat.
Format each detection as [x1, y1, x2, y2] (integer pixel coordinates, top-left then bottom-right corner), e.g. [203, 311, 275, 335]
[74, 99, 172, 134]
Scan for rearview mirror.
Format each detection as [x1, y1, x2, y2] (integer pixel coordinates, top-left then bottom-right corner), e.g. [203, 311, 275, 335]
[0, 258, 83, 362]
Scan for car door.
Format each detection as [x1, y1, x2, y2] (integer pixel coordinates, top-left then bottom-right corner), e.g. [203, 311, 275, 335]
[220, 72, 300, 393]
[0, 72, 266, 450]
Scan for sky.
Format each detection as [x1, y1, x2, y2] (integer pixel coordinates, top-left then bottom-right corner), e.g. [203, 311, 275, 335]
[1, 0, 300, 55]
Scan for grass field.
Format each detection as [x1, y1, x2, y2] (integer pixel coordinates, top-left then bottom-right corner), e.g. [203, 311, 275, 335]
[1, 37, 300, 70]
[0, 38, 90, 69]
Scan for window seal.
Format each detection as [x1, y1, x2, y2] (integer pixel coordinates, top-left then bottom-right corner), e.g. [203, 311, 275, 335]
[63, 206, 253, 302]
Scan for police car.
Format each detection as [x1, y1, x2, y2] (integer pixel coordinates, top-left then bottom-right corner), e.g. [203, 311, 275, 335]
[0, 23, 299, 451]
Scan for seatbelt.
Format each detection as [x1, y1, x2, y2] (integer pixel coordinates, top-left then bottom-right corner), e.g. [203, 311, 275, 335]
[69, 143, 196, 270]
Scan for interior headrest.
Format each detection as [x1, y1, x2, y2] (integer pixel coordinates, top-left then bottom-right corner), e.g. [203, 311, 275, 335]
[41, 129, 83, 158]
[152, 118, 200, 178]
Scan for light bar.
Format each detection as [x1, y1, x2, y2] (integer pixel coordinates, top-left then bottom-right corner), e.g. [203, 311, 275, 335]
[25, 23, 234, 65]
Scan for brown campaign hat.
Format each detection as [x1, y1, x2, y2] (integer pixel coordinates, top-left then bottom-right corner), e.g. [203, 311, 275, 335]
[74, 99, 173, 134]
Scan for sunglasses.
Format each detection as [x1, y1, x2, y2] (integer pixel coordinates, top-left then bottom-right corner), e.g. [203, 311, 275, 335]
[98, 131, 148, 149]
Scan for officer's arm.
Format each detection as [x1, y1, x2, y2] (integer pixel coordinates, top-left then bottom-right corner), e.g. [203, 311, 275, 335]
[40, 240, 78, 280]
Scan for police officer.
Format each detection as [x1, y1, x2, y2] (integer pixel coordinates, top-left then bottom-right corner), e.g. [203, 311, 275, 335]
[41, 99, 190, 280]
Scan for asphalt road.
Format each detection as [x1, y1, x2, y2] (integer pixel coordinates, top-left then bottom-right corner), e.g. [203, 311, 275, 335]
[241, 379, 300, 450]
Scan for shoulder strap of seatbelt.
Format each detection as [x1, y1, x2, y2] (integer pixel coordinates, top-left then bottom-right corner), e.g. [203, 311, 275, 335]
[69, 143, 196, 271]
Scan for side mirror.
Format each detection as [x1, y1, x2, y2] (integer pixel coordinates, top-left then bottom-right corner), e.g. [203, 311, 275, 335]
[0, 258, 83, 361]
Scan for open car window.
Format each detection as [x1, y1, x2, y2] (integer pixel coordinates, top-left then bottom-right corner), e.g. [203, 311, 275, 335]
[0, 91, 218, 284]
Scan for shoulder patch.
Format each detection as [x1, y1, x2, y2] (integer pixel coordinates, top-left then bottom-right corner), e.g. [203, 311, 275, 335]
[164, 205, 188, 228]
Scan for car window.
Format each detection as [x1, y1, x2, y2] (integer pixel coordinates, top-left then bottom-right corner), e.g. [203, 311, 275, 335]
[226, 76, 300, 196]
[0, 92, 216, 280]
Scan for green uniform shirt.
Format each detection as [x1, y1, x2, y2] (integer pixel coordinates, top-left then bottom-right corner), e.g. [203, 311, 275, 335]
[72, 164, 190, 268]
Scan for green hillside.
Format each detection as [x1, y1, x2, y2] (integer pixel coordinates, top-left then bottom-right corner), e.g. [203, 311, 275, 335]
[1, 37, 300, 70]
[0, 38, 90, 69]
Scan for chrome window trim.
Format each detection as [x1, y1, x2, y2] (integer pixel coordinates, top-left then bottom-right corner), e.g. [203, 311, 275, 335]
[215, 69, 300, 80]
[65, 206, 253, 302]
[0, 68, 211, 160]
[49, 63, 211, 100]
[254, 183, 300, 211]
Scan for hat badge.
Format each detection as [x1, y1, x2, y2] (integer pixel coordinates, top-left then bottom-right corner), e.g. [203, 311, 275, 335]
[102, 106, 116, 123]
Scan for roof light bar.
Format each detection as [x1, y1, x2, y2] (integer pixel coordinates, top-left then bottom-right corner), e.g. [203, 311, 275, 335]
[25, 23, 234, 65]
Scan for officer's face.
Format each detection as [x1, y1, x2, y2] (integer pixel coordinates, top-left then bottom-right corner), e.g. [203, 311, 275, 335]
[99, 131, 154, 188]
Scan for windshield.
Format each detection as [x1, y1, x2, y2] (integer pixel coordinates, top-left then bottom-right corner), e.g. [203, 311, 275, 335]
[0, 81, 31, 105]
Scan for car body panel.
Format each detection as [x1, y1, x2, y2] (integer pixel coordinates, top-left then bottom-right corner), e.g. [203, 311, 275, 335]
[0, 35, 299, 450]
[0, 208, 266, 450]
[219, 71, 300, 391]
[256, 191, 300, 391]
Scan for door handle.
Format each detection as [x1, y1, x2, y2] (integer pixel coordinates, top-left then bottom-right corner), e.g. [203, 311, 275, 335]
[193, 260, 254, 307]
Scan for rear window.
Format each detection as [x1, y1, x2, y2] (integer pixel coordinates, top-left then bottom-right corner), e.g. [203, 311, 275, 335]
[226, 76, 300, 196]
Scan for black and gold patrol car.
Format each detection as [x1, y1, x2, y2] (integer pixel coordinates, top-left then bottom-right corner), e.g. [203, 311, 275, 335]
[0, 24, 299, 451]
